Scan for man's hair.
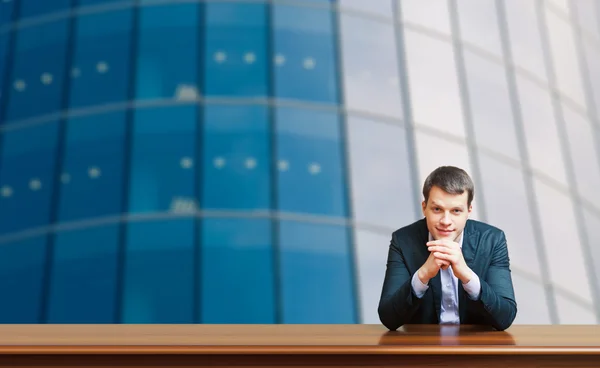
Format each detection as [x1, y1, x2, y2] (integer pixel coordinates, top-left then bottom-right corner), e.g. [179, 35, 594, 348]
[422, 166, 474, 206]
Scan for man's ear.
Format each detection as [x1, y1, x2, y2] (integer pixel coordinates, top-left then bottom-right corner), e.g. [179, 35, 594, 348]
[421, 200, 426, 216]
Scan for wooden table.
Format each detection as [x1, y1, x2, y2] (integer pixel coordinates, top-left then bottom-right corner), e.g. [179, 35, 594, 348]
[0, 324, 598, 367]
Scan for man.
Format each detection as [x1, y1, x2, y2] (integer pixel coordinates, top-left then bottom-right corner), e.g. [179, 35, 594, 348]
[378, 166, 517, 331]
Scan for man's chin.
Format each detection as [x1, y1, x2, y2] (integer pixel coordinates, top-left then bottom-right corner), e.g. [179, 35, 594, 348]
[435, 231, 455, 239]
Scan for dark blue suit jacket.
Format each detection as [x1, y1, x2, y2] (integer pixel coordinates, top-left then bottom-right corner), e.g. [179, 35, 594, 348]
[378, 218, 517, 331]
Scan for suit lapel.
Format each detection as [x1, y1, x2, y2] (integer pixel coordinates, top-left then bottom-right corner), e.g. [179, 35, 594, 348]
[459, 221, 478, 322]
[412, 219, 441, 320]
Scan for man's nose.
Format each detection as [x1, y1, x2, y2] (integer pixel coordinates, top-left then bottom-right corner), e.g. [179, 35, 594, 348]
[440, 213, 451, 225]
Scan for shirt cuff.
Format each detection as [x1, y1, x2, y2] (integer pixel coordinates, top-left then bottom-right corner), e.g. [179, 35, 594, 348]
[462, 271, 481, 300]
[411, 272, 429, 298]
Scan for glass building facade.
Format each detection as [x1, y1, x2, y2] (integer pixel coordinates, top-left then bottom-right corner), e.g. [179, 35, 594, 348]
[0, 0, 599, 325]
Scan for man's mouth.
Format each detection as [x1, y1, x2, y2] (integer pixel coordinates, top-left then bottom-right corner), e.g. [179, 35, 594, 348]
[437, 228, 454, 235]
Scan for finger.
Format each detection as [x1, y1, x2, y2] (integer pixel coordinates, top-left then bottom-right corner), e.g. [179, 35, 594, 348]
[433, 252, 455, 262]
[435, 259, 450, 267]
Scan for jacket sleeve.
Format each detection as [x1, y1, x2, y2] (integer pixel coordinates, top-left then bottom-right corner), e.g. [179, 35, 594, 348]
[467, 231, 518, 331]
[377, 234, 423, 330]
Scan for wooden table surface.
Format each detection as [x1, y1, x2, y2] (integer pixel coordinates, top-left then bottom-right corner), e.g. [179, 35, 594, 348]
[0, 324, 598, 355]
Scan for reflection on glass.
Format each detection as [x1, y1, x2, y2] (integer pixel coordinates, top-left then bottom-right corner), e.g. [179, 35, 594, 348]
[19, 0, 70, 18]
[404, 30, 465, 137]
[503, 0, 547, 81]
[339, 12, 403, 118]
[399, 0, 451, 35]
[202, 104, 271, 211]
[204, 1, 268, 97]
[478, 154, 541, 277]
[511, 272, 551, 324]
[69, 10, 134, 108]
[339, 0, 393, 17]
[463, 50, 520, 160]
[272, 4, 338, 103]
[201, 218, 275, 323]
[582, 209, 600, 285]
[555, 293, 596, 324]
[135, 4, 199, 100]
[347, 116, 416, 229]
[0, 237, 46, 323]
[354, 230, 393, 324]
[544, 9, 585, 104]
[279, 221, 356, 323]
[562, 106, 600, 209]
[583, 41, 600, 113]
[48, 225, 119, 323]
[533, 179, 592, 303]
[456, 0, 502, 56]
[573, 0, 600, 35]
[515, 76, 567, 185]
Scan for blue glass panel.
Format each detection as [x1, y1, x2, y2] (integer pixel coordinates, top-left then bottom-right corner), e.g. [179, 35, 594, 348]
[79, 0, 124, 5]
[279, 221, 356, 323]
[122, 219, 194, 323]
[0, 33, 9, 121]
[272, 4, 338, 103]
[202, 104, 270, 210]
[47, 225, 119, 323]
[5, 21, 69, 122]
[69, 9, 134, 108]
[0, 122, 59, 234]
[136, 4, 199, 100]
[204, 2, 268, 96]
[128, 106, 196, 213]
[19, 0, 71, 18]
[57, 112, 126, 222]
[0, 0, 14, 27]
[0, 236, 46, 323]
[276, 107, 348, 217]
[201, 218, 275, 323]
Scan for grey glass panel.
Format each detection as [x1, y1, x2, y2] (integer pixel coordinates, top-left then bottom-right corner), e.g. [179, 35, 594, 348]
[515, 76, 568, 185]
[510, 272, 551, 324]
[574, 0, 600, 36]
[339, 12, 403, 118]
[398, 0, 451, 35]
[562, 106, 600, 209]
[503, 0, 547, 81]
[339, 0, 393, 17]
[533, 178, 592, 303]
[463, 50, 520, 160]
[583, 40, 600, 114]
[404, 30, 466, 138]
[478, 154, 542, 278]
[555, 293, 596, 324]
[456, 0, 502, 56]
[582, 209, 600, 291]
[347, 116, 416, 229]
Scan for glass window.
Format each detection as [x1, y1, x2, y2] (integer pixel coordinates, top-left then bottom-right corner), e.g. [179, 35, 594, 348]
[404, 30, 466, 138]
[272, 4, 339, 104]
[503, 0, 547, 81]
[478, 154, 542, 277]
[0, 33, 9, 120]
[456, 0, 502, 56]
[0, 123, 59, 235]
[0, 0, 14, 25]
[573, 0, 600, 35]
[555, 293, 597, 324]
[204, 2, 268, 97]
[339, 12, 403, 119]
[546, 0, 570, 14]
[47, 225, 119, 323]
[4, 20, 69, 122]
[354, 230, 391, 324]
[582, 40, 600, 114]
[545, 9, 585, 105]
[200, 218, 275, 323]
[398, 0, 451, 35]
[69, 9, 134, 108]
[19, 0, 71, 18]
[339, 0, 393, 17]
[279, 221, 356, 323]
[135, 3, 199, 100]
[463, 50, 520, 160]
[0, 236, 46, 322]
[57, 112, 126, 222]
[582, 209, 600, 284]
[562, 106, 600, 209]
[122, 219, 194, 323]
[202, 104, 270, 211]
[511, 273, 551, 324]
[276, 107, 349, 217]
[414, 132, 480, 218]
[533, 179, 592, 303]
[347, 116, 417, 229]
[128, 106, 196, 213]
[515, 76, 568, 185]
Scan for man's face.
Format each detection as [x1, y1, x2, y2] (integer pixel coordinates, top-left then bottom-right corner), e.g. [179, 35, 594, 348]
[421, 185, 472, 242]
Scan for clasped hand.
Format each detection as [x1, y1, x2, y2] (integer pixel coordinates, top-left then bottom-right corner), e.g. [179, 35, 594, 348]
[418, 239, 472, 284]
